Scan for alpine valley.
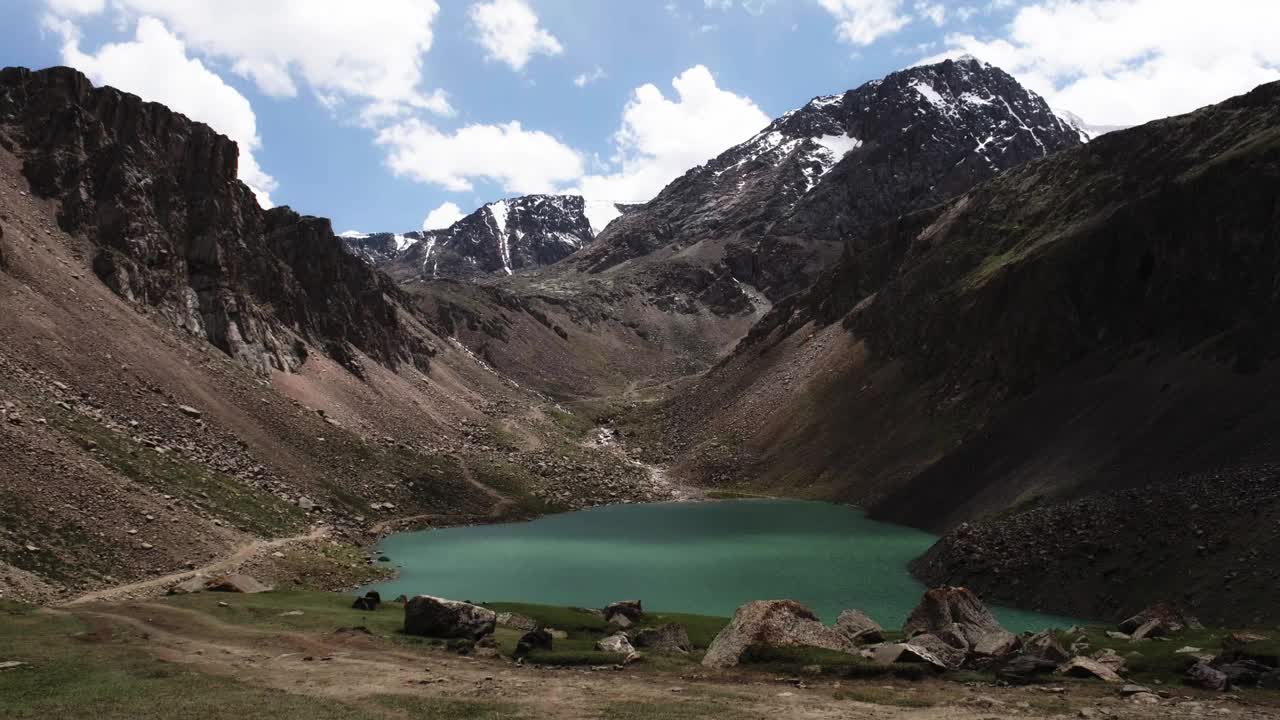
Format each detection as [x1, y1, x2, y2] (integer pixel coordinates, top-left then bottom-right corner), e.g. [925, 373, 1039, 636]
[3, 49, 1280, 718]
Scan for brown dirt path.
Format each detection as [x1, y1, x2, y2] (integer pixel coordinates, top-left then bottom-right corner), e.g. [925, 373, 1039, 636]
[62, 526, 331, 606]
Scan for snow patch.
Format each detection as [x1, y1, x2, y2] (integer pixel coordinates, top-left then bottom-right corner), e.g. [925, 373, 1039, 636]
[486, 200, 512, 275]
[392, 233, 415, 252]
[338, 230, 369, 239]
[910, 79, 949, 112]
[584, 199, 622, 236]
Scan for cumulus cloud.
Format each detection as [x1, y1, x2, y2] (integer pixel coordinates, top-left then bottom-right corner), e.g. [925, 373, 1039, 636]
[376, 119, 584, 194]
[47, 16, 277, 206]
[422, 201, 466, 230]
[914, 1, 946, 26]
[927, 0, 1280, 125]
[470, 0, 563, 72]
[571, 65, 770, 204]
[817, 0, 911, 45]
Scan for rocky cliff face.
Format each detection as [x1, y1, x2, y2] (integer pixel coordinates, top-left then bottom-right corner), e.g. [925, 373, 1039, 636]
[345, 194, 606, 281]
[570, 56, 1082, 305]
[0, 66, 431, 377]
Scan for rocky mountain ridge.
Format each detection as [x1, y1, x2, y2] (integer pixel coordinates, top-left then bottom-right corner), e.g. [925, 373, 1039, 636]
[565, 55, 1083, 308]
[343, 194, 619, 281]
[0, 65, 431, 379]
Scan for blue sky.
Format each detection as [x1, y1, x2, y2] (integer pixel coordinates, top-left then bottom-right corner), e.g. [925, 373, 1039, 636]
[3, 1, 1278, 234]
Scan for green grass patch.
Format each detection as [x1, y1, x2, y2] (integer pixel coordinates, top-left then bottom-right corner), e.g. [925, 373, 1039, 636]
[546, 406, 595, 440]
[371, 695, 522, 719]
[1051, 626, 1280, 685]
[0, 603, 474, 719]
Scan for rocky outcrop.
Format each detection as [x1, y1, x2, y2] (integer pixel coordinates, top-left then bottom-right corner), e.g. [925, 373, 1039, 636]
[0, 66, 433, 378]
[403, 596, 496, 640]
[701, 599, 855, 669]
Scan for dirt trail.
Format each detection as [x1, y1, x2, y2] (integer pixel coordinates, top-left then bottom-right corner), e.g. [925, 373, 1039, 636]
[63, 526, 331, 606]
[370, 455, 515, 534]
[56, 601, 1185, 720]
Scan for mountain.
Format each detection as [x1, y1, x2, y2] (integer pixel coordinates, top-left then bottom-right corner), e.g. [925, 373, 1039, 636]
[660, 77, 1280, 623]
[0, 66, 670, 603]
[342, 194, 614, 280]
[566, 55, 1084, 307]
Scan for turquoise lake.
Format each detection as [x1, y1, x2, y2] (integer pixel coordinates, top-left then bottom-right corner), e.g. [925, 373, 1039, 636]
[369, 499, 1073, 633]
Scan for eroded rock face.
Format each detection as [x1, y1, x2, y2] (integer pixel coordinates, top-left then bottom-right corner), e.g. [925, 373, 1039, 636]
[701, 599, 855, 669]
[0, 66, 434, 378]
[403, 596, 496, 640]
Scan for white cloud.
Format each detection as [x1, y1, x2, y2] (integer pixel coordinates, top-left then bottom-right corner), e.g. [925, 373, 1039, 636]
[376, 119, 584, 194]
[914, 1, 946, 26]
[574, 66, 607, 87]
[46, 0, 449, 118]
[571, 65, 770, 204]
[46, 0, 104, 14]
[469, 0, 563, 72]
[704, 0, 733, 8]
[928, 0, 1280, 125]
[422, 201, 466, 230]
[817, 0, 911, 45]
[48, 16, 277, 207]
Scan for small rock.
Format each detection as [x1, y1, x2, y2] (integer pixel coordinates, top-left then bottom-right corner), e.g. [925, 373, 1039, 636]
[177, 405, 202, 419]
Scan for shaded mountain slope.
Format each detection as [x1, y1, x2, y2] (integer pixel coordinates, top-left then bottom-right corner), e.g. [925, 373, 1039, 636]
[663, 79, 1280, 623]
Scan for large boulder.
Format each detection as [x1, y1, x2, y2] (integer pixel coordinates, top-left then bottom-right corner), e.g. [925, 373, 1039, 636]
[403, 596, 496, 640]
[903, 587, 1019, 660]
[1185, 662, 1229, 691]
[206, 574, 270, 594]
[352, 591, 381, 611]
[597, 632, 636, 655]
[515, 629, 553, 657]
[998, 655, 1061, 684]
[632, 624, 692, 654]
[903, 587, 1003, 637]
[835, 609, 883, 644]
[903, 633, 966, 670]
[1023, 630, 1071, 664]
[1057, 656, 1124, 683]
[167, 574, 210, 595]
[604, 600, 643, 625]
[701, 600, 856, 669]
[1118, 603, 1201, 635]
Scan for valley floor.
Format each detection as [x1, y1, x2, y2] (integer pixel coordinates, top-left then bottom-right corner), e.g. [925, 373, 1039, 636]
[4, 592, 1277, 720]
